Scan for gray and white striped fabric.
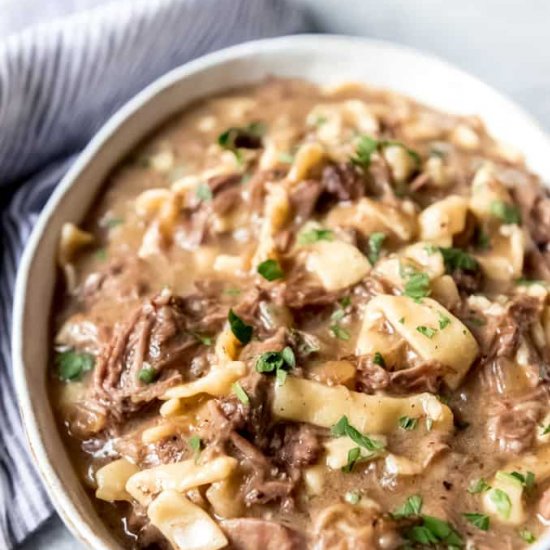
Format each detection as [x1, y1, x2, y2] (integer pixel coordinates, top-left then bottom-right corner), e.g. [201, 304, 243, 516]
[0, 1, 309, 547]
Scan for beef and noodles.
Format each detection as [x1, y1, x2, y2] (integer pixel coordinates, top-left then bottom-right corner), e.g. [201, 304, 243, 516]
[52, 79, 550, 549]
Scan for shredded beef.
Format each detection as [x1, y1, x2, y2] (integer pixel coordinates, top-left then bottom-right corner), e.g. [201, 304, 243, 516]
[222, 519, 305, 550]
[389, 360, 446, 394]
[92, 289, 225, 420]
[288, 179, 323, 222]
[355, 355, 390, 394]
[321, 162, 366, 202]
[487, 387, 548, 453]
[207, 173, 243, 216]
[277, 423, 321, 469]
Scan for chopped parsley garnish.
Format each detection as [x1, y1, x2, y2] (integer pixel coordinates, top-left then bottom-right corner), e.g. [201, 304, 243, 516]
[373, 352, 386, 367]
[344, 490, 361, 504]
[490, 200, 521, 224]
[467, 478, 491, 494]
[516, 277, 545, 287]
[406, 516, 463, 547]
[277, 152, 294, 164]
[417, 325, 437, 339]
[195, 182, 212, 202]
[314, 115, 328, 127]
[399, 416, 419, 431]
[138, 366, 157, 384]
[192, 333, 212, 346]
[330, 324, 350, 341]
[257, 258, 284, 281]
[519, 529, 537, 544]
[342, 447, 361, 473]
[188, 435, 202, 461]
[217, 121, 265, 161]
[463, 513, 490, 531]
[508, 471, 536, 493]
[331, 416, 385, 454]
[542, 423, 550, 435]
[298, 227, 334, 245]
[352, 135, 420, 170]
[95, 248, 107, 261]
[489, 488, 512, 520]
[393, 494, 423, 518]
[439, 246, 479, 272]
[228, 309, 253, 344]
[476, 229, 491, 250]
[105, 217, 124, 228]
[255, 347, 295, 385]
[55, 350, 95, 381]
[231, 382, 250, 405]
[367, 232, 386, 265]
[438, 312, 451, 329]
[403, 271, 431, 302]
[467, 316, 486, 327]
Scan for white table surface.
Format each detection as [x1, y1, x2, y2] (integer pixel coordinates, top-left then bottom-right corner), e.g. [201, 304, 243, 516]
[17, 0, 550, 548]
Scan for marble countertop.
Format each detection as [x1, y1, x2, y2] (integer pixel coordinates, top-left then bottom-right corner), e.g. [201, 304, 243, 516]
[18, 0, 550, 548]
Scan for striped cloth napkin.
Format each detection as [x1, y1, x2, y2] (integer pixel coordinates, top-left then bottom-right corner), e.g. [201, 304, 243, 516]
[0, 1, 309, 547]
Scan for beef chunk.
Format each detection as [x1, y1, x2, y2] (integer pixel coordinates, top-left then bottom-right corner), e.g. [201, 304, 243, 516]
[288, 179, 323, 222]
[321, 162, 366, 202]
[222, 519, 305, 550]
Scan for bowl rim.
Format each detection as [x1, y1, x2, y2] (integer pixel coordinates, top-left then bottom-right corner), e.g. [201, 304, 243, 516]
[12, 33, 550, 549]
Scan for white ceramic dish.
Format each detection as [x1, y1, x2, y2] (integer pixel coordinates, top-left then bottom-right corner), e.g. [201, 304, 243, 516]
[12, 34, 550, 549]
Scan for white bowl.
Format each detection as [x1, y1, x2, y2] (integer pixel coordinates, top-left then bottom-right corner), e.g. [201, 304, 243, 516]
[12, 34, 550, 549]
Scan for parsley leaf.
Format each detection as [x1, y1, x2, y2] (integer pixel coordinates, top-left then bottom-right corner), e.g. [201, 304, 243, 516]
[298, 227, 334, 245]
[373, 352, 386, 367]
[463, 513, 490, 531]
[195, 182, 212, 202]
[490, 200, 521, 224]
[489, 488, 512, 520]
[105, 217, 124, 228]
[393, 495, 423, 518]
[232, 382, 250, 405]
[281, 346, 296, 368]
[55, 350, 95, 381]
[542, 423, 550, 435]
[255, 348, 295, 385]
[352, 135, 420, 170]
[331, 416, 385, 453]
[330, 324, 350, 341]
[438, 312, 451, 329]
[342, 447, 362, 473]
[138, 366, 157, 384]
[508, 471, 536, 493]
[417, 325, 437, 338]
[403, 271, 431, 302]
[468, 478, 491, 494]
[344, 490, 361, 504]
[277, 152, 294, 164]
[188, 435, 202, 462]
[399, 416, 419, 431]
[367, 232, 386, 265]
[439, 246, 479, 272]
[257, 258, 284, 281]
[519, 529, 536, 544]
[217, 121, 266, 159]
[228, 309, 253, 344]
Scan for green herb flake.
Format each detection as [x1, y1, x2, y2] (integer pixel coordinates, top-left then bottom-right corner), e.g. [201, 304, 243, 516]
[467, 478, 491, 494]
[420, 515, 463, 546]
[95, 248, 107, 261]
[416, 325, 437, 339]
[373, 352, 386, 368]
[232, 382, 250, 405]
[393, 494, 423, 518]
[342, 447, 362, 473]
[438, 312, 451, 330]
[331, 416, 385, 453]
[351, 135, 379, 169]
[399, 317, 405, 324]
[516, 277, 546, 287]
[344, 490, 361, 504]
[490, 200, 521, 224]
[281, 346, 296, 369]
[367, 232, 386, 265]
[257, 258, 284, 281]
[519, 529, 537, 544]
[439, 246, 479, 273]
[193, 333, 213, 346]
[298, 227, 334, 245]
[138, 366, 157, 384]
[256, 351, 284, 373]
[188, 434, 202, 462]
[404, 271, 431, 302]
[278, 152, 294, 164]
[314, 115, 328, 127]
[105, 217, 124, 228]
[55, 350, 95, 381]
[275, 367, 288, 386]
[467, 316, 486, 327]
[195, 182, 213, 202]
[542, 423, 550, 435]
[217, 121, 266, 158]
[476, 229, 491, 250]
[399, 416, 419, 431]
[224, 287, 242, 296]
[489, 488, 512, 520]
[330, 324, 350, 341]
[228, 309, 253, 344]
[463, 513, 490, 531]
[509, 471, 536, 493]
